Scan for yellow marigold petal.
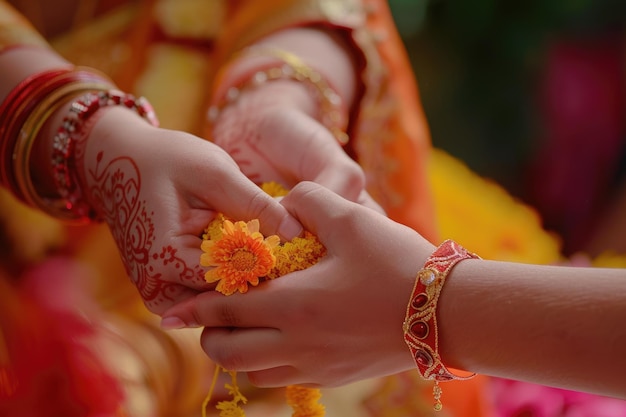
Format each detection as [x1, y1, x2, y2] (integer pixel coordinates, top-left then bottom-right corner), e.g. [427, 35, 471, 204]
[286, 386, 325, 417]
[204, 268, 221, 284]
[204, 214, 228, 240]
[261, 181, 289, 197]
[200, 251, 216, 268]
[201, 238, 214, 251]
[268, 233, 326, 279]
[246, 219, 260, 234]
[264, 235, 280, 250]
[215, 279, 237, 296]
[222, 219, 236, 235]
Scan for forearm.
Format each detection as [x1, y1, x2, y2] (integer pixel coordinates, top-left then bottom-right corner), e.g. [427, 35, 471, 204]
[3, 2, 159, 218]
[438, 259, 626, 398]
[247, 26, 359, 107]
[216, 0, 361, 105]
[0, 43, 69, 100]
[0, 46, 120, 201]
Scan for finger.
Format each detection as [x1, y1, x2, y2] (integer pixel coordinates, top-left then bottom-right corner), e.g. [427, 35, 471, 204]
[247, 366, 316, 388]
[142, 285, 201, 316]
[356, 190, 386, 214]
[205, 167, 303, 241]
[200, 327, 287, 372]
[280, 181, 353, 238]
[160, 284, 286, 329]
[257, 110, 364, 201]
[311, 149, 365, 203]
[165, 236, 214, 290]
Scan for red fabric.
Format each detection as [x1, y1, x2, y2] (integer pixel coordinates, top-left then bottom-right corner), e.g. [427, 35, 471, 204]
[527, 34, 626, 253]
[0, 259, 125, 417]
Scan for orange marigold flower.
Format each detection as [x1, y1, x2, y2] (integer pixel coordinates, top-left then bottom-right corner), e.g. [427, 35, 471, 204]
[201, 219, 279, 295]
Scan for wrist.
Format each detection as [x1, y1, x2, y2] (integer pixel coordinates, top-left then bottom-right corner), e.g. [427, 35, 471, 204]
[208, 47, 349, 145]
[402, 239, 480, 410]
[33, 91, 158, 222]
[216, 79, 318, 125]
[81, 105, 160, 169]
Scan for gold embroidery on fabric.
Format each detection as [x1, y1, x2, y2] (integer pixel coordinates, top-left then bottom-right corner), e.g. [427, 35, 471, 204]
[319, 0, 365, 26]
[351, 19, 406, 210]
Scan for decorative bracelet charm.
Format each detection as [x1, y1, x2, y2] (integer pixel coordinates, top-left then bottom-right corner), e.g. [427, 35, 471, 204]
[403, 239, 480, 411]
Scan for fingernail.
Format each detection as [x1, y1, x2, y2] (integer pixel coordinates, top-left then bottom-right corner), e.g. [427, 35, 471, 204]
[278, 216, 303, 241]
[160, 316, 186, 330]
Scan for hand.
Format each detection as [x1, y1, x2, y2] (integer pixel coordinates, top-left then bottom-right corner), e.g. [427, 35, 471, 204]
[79, 107, 302, 315]
[161, 181, 434, 387]
[210, 81, 382, 212]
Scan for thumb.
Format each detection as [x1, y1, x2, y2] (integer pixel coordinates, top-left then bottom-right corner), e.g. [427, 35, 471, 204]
[280, 181, 353, 239]
[209, 174, 303, 241]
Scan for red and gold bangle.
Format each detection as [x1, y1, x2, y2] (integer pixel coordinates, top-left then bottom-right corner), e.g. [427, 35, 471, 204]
[403, 239, 480, 411]
[0, 67, 73, 190]
[50, 89, 159, 221]
[0, 67, 115, 196]
[207, 47, 349, 146]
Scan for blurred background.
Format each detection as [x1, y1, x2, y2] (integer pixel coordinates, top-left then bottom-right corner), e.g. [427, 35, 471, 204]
[388, 0, 626, 255]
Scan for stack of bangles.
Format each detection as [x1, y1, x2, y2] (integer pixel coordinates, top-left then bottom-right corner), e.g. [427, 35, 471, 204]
[403, 239, 481, 411]
[207, 46, 350, 146]
[0, 66, 158, 223]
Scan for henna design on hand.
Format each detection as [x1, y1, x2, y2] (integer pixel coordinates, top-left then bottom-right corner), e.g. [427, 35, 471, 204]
[86, 151, 204, 310]
[213, 113, 273, 183]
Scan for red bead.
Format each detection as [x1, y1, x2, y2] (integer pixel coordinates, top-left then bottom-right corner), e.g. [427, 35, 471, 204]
[410, 320, 429, 339]
[411, 293, 428, 309]
[415, 349, 433, 367]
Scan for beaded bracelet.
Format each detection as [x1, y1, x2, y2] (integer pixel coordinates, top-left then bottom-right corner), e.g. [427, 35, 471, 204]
[50, 89, 159, 221]
[207, 47, 349, 146]
[403, 239, 480, 411]
[13, 83, 112, 218]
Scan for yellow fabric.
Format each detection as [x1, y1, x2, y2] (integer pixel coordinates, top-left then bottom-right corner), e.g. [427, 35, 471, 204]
[0, 1, 48, 53]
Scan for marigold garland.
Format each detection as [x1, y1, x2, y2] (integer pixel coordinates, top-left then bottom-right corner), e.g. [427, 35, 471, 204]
[285, 385, 326, 417]
[200, 182, 326, 417]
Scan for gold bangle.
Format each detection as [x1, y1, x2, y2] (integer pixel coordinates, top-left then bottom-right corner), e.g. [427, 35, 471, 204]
[13, 82, 111, 221]
[208, 47, 349, 146]
[1, 66, 115, 196]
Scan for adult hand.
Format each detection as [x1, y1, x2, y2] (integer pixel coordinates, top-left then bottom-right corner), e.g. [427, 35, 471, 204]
[160, 181, 435, 387]
[80, 107, 302, 315]
[210, 81, 382, 212]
